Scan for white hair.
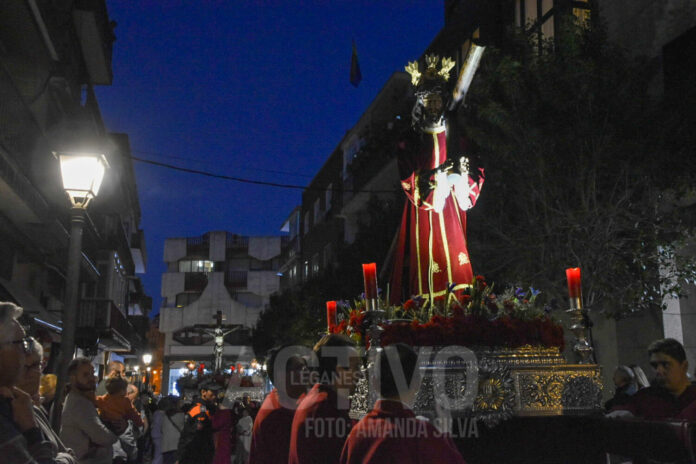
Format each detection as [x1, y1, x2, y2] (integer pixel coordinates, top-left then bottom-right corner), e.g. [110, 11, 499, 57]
[0, 302, 23, 343]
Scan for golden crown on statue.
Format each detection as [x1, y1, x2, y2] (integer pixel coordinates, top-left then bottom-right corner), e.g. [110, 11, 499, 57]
[405, 54, 455, 86]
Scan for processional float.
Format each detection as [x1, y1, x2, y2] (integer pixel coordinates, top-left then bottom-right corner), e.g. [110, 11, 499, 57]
[327, 41, 602, 427]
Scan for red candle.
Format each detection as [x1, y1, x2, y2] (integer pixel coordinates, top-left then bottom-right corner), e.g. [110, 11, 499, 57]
[362, 263, 378, 300]
[326, 301, 337, 331]
[566, 267, 582, 299]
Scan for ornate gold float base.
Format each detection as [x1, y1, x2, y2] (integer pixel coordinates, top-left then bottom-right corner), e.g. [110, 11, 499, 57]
[350, 345, 602, 427]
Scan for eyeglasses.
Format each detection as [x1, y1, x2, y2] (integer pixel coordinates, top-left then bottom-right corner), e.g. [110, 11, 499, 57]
[25, 359, 46, 371]
[0, 336, 30, 354]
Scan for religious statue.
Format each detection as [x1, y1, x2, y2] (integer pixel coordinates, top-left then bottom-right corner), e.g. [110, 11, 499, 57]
[389, 51, 485, 305]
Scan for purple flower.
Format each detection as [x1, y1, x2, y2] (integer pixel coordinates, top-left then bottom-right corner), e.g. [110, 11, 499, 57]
[515, 287, 526, 299]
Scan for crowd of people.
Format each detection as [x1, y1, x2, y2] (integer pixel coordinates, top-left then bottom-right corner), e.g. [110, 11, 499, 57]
[3, 299, 696, 463]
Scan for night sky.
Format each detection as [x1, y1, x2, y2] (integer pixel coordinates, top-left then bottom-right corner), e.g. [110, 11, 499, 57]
[96, 1, 444, 316]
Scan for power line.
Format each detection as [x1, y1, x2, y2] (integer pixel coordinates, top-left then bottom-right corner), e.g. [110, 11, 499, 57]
[129, 155, 401, 194]
[132, 149, 313, 179]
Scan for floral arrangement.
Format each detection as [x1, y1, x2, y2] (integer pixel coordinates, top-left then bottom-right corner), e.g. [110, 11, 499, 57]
[331, 276, 564, 350]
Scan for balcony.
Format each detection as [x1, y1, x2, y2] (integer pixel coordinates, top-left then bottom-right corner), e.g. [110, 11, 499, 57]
[226, 233, 249, 252]
[130, 228, 147, 274]
[225, 270, 247, 290]
[186, 234, 209, 257]
[72, 0, 115, 85]
[76, 298, 132, 352]
[184, 272, 208, 292]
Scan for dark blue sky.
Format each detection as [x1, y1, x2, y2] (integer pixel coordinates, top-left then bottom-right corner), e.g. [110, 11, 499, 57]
[96, 1, 444, 315]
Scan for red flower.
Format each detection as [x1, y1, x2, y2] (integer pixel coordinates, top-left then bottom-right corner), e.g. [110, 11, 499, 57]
[403, 299, 415, 311]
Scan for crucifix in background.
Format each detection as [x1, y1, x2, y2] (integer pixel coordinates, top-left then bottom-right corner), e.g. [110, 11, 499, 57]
[194, 310, 239, 373]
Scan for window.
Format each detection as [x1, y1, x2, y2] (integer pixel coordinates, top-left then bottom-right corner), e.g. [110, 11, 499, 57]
[303, 260, 310, 281]
[323, 243, 333, 270]
[179, 260, 214, 273]
[572, 0, 590, 27]
[304, 211, 310, 235]
[325, 184, 333, 212]
[250, 258, 274, 270]
[342, 136, 364, 179]
[311, 254, 320, 276]
[227, 258, 249, 270]
[313, 198, 321, 224]
[515, 0, 554, 38]
[289, 212, 299, 239]
[176, 292, 201, 308]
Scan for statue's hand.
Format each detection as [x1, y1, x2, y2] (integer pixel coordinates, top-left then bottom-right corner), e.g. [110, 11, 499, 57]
[432, 171, 450, 213]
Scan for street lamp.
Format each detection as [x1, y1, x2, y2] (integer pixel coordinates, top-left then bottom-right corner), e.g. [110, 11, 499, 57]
[51, 150, 109, 430]
[142, 353, 153, 366]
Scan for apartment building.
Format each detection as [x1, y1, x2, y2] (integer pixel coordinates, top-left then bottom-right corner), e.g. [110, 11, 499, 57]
[158, 231, 282, 393]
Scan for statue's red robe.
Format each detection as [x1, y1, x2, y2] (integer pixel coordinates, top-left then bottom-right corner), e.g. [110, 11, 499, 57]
[389, 128, 483, 305]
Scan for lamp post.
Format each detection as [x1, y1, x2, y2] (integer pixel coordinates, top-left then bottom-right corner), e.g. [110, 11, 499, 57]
[50, 150, 109, 430]
[143, 353, 153, 388]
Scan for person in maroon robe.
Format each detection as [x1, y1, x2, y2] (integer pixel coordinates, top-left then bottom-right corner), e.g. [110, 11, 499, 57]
[609, 338, 696, 420]
[390, 55, 484, 305]
[339, 343, 465, 464]
[248, 346, 309, 464]
[288, 334, 363, 464]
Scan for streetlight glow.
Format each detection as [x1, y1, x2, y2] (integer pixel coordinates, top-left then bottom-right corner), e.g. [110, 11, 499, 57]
[56, 152, 109, 207]
[142, 353, 153, 365]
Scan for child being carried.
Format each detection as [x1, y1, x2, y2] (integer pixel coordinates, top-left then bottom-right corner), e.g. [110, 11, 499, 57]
[96, 376, 144, 433]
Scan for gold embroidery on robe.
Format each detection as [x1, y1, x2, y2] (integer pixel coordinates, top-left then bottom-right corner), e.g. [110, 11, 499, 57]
[458, 252, 470, 266]
[432, 261, 441, 273]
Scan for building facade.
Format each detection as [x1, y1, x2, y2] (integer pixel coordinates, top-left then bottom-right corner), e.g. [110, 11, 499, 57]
[279, 72, 411, 289]
[0, 0, 150, 375]
[158, 231, 282, 394]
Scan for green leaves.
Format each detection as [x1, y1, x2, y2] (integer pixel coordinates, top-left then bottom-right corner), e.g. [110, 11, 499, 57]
[463, 22, 696, 319]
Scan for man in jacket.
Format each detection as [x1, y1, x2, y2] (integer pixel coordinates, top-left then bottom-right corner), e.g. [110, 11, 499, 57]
[177, 382, 220, 464]
[288, 334, 363, 464]
[339, 343, 466, 464]
[59, 357, 118, 464]
[249, 346, 309, 463]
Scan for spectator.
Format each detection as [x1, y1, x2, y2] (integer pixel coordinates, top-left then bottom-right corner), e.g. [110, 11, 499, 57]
[340, 343, 465, 463]
[95, 377, 144, 432]
[289, 334, 363, 464]
[150, 396, 166, 464]
[604, 365, 637, 411]
[0, 301, 56, 463]
[629, 364, 650, 389]
[249, 346, 309, 464]
[234, 407, 253, 464]
[160, 397, 184, 464]
[608, 338, 696, 420]
[59, 357, 118, 464]
[127, 384, 149, 463]
[95, 361, 125, 396]
[177, 382, 220, 464]
[211, 403, 233, 464]
[16, 336, 77, 464]
[40, 374, 57, 414]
